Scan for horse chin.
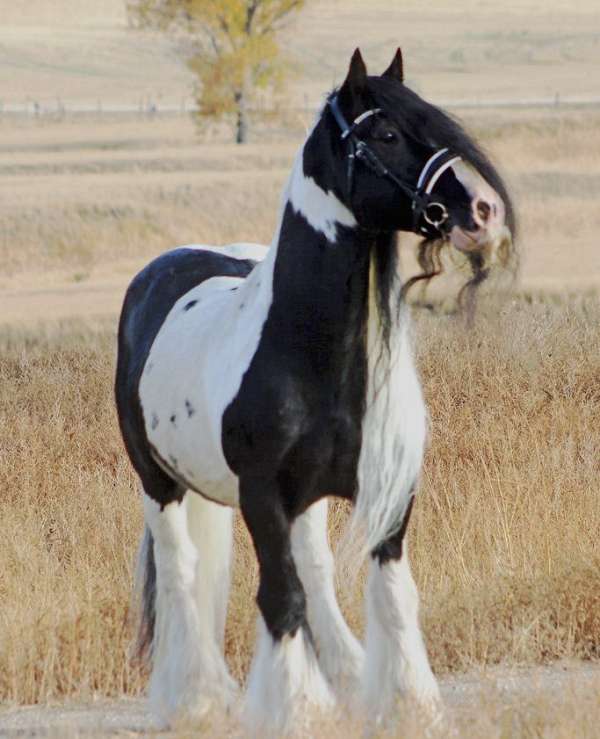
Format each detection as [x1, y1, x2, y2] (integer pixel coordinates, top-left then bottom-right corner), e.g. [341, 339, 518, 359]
[449, 223, 513, 269]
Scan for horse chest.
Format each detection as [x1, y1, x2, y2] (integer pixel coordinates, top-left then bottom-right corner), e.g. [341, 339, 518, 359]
[221, 332, 368, 506]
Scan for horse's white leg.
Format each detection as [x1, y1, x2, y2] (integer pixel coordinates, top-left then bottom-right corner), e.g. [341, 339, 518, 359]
[186, 491, 234, 649]
[143, 493, 236, 728]
[364, 534, 440, 727]
[291, 499, 364, 697]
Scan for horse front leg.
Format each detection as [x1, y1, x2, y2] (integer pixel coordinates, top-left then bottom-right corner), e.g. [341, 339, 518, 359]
[364, 498, 440, 728]
[291, 499, 364, 698]
[240, 478, 334, 736]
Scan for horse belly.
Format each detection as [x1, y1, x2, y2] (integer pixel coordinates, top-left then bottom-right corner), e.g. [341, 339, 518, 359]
[138, 276, 254, 507]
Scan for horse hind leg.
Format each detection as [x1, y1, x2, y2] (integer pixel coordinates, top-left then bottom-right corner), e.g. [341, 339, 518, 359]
[185, 491, 234, 651]
[138, 489, 237, 729]
[291, 499, 364, 699]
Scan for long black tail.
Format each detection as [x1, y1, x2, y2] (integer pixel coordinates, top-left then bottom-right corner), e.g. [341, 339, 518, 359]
[133, 526, 156, 664]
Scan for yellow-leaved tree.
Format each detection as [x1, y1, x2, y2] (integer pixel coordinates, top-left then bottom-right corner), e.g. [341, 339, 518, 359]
[127, 0, 305, 143]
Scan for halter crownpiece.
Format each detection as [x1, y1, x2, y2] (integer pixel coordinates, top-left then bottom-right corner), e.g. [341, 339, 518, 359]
[339, 107, 382, 139]
[328, 95, 463, 237]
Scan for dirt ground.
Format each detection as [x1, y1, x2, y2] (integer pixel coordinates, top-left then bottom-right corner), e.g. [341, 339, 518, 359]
[1, 259, 144, 326]
[1, 663, 599, 736]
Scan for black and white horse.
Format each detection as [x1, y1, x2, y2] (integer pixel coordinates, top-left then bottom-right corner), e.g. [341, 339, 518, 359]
[115, 49, 513, 734]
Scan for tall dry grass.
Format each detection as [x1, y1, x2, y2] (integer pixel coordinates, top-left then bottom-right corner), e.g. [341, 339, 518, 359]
[416, 294, 600, 671]
[1, 294, 598, 706]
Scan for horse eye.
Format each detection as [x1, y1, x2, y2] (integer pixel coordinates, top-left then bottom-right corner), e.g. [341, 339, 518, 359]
[381, 130, 398, 143]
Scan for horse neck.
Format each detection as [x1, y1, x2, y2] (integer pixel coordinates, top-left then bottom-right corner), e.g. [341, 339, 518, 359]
[256, 148, 402, 368]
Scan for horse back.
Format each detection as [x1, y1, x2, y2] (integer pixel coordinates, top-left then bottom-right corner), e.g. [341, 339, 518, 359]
[117, 247, 256, 371]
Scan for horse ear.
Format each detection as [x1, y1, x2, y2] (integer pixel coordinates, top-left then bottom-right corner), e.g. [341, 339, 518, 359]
[341, 48, 367, 95]
[382, 47, 404, 82]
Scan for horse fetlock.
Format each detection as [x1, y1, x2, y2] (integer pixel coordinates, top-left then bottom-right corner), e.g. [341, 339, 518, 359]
[397, 661, 441, 707]
[244, 619, 334, 737]
[362, 648, 441, 729]
[149, 647, 239, 730]
[325, 635, 364, 699]
[258, 577, 308, 641]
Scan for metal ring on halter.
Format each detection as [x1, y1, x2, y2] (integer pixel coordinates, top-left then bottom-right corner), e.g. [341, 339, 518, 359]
[423, 202, 449, 229]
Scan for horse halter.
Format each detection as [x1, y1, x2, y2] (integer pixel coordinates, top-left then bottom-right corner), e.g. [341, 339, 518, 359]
[328, 95, 462, 237]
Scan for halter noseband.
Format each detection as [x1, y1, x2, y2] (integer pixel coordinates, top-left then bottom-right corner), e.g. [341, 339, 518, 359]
[328, 95, 462, 237]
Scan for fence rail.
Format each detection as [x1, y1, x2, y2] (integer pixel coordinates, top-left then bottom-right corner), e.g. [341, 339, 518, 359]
[2, 95, 600, 119]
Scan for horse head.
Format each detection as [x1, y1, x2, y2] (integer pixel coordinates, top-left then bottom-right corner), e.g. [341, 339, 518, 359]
[307, 48, 516, 295]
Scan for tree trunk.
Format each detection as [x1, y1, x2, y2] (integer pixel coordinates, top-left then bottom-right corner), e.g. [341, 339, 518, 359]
[234, 90, 248, 144]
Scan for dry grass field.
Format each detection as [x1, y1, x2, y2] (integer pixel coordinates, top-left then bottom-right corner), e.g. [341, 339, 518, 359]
[1, 106, 599, 324]
[1, 0, 600, 735]
[1, 296, 599, 731]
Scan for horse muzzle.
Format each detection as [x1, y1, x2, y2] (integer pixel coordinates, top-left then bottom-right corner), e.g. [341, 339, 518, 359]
[449, 161, 511, 260]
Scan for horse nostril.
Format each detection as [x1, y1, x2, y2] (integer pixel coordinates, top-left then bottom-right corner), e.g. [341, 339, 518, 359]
[476, 199, 492, 224]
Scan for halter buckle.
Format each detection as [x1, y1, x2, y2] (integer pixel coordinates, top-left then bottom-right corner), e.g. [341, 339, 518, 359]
[423, 202, 449, 229]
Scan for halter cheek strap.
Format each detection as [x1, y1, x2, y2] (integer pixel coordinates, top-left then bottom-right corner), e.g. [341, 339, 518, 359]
[328, 95, 463, 237]
[329, 96, 382, 190]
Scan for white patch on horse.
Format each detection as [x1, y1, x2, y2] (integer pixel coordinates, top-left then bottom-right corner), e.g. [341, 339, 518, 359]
[291, 500, 364, 698]
[288, 150, 356, 242]
[364, 545, 441, 726]
[142, 495, 237, 728]
[350, 257, 427, 555]
[140, 275, 248, 506]
[139, 239, 277, 507]
[243, 615, 334, 736]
